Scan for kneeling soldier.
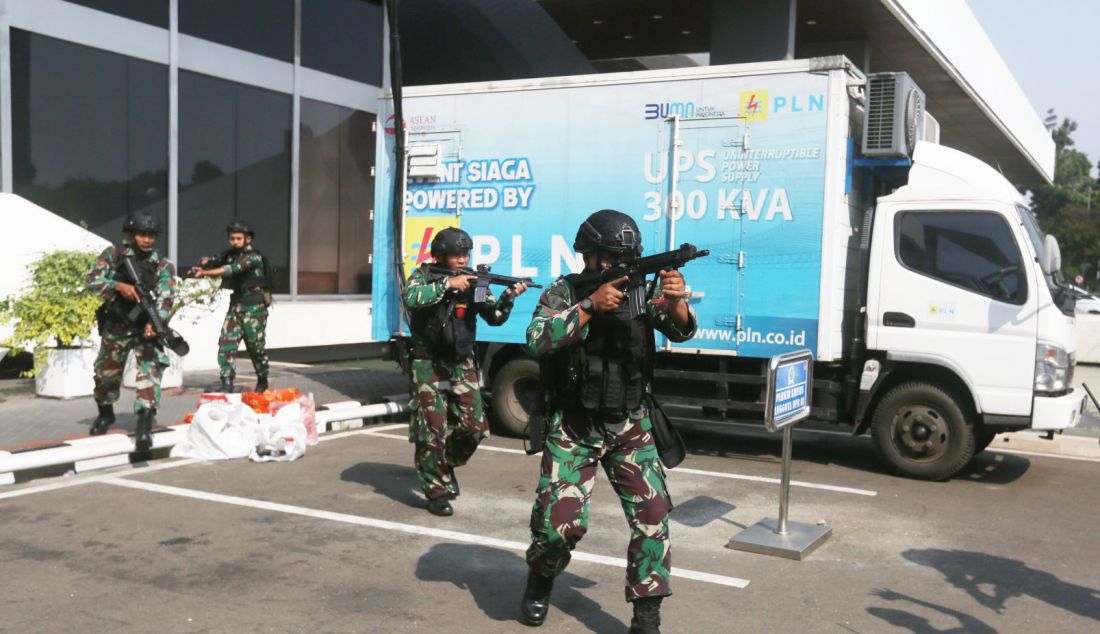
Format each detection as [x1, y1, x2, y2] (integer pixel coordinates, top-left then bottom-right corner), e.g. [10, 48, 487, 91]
[404, 228, 528, 516]
[86, 212, 177, 451]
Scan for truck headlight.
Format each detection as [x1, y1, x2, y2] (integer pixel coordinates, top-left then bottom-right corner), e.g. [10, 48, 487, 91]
[1034, 343, 1071, 394]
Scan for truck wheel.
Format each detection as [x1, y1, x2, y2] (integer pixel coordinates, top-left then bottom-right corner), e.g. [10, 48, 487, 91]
[870, 382, 975, 481]
[490, 357, 541, 437]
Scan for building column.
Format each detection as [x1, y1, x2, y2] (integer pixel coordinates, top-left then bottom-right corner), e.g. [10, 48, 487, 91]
[168, 0, 179, 262]
[0, 0, 12, 193]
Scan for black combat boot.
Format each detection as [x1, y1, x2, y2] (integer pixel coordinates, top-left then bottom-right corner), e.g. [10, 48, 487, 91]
[134, 409, 155, 452]
[89, 403, 115, 435]
[519, 568, 555, 626]
[447, 465, 460, 500]
[255, 375, 268, 392]
[628, 596, 662, 634]
[427, 497, 454, 516]
[216, 377, 234, 393]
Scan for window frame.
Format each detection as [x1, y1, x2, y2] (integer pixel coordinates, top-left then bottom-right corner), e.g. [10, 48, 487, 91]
[893, 209, 1029, 306]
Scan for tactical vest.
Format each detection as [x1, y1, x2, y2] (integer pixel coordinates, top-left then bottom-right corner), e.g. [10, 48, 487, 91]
[101, 250, 158, 326]
[410, 289, 478, 361]
[224, 247, 273, 304]
[541, 276, 649, 419]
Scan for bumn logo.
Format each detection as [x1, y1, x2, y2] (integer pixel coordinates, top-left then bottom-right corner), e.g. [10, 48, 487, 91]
[644, 101, 696, 120]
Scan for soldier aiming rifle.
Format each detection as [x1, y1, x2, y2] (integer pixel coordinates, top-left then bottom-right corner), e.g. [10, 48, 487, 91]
[188, 220, 273, 393]
[404, 227, 530, 517]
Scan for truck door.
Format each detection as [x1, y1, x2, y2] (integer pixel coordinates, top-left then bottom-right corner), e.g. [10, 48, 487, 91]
[867, 204, 1038, 415]
[652, 116, 745, 353]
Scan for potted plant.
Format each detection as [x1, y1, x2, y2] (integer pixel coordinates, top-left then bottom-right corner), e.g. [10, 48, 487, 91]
[0, 249, 101, 398]
[122, 274, 223, 389]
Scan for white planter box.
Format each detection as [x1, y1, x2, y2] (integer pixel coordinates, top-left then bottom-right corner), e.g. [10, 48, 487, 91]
[35, 346, 97, 399]
[123, 349, 184, 390]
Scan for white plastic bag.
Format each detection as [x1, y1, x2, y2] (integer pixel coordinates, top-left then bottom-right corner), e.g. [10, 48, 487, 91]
[171, 401, 259, 460]
[249, 402, 308, 462]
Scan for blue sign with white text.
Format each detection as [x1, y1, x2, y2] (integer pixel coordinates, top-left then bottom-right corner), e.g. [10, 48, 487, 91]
[772, 357, 810, 426]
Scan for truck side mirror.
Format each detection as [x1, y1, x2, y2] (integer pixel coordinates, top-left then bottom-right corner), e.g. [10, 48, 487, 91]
[1041, 234, 1061, 275]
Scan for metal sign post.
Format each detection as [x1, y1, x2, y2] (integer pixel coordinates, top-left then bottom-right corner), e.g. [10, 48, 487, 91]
[728, 349, 832, 560]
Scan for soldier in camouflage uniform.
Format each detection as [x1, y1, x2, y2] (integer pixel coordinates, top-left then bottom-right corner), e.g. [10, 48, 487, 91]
[86, 211, 177, 451]
[520, 210, 696, 634]
[190, 220, 271, 393]
[404, 227, 528, 517]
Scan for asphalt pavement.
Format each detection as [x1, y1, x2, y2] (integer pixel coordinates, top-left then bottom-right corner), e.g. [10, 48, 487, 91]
[1, 417, 1097, 633]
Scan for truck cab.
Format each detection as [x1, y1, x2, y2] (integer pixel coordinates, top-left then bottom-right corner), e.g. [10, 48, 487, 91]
[860, 142, 1083, 478]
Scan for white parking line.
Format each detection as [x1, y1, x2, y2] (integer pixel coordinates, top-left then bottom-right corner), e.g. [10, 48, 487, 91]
[359, 430, 878, 497]
[0, 458, 203, 500]
[102, 477, 750, 589]
[989, 447, 1100, 463]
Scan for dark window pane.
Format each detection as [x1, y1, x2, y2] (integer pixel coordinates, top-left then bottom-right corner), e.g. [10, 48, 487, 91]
[11, 29, 168, 245]
[181, 0, 293, 61]
[64, 0, 169, 28]
[180, 71, 291, 293]
[897, 212, 1026, 304]
[299, 98, 375, 294]
[302, 0, 383, 85]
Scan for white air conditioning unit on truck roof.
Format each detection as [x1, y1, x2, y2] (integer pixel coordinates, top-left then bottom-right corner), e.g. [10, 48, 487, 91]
[862, 72, 925, 157]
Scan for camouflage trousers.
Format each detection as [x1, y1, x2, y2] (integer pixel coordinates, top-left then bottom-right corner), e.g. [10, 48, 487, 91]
[526, 408, 672, 602]
[93, 329, 166, 413]
[218, 302, 269, 381]
[408, 357, 489, 501]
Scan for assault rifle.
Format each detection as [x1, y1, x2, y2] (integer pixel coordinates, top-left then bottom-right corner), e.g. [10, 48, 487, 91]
[569, 243, 710, 318]
[122, 257, 191, 357]
[425, 264, 543, 304]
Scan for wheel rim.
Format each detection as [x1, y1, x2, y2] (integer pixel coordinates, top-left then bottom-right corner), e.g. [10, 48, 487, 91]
[890, 403, 950, 463]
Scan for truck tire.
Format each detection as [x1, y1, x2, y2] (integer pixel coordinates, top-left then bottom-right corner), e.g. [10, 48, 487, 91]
[490, 357, 541, 437]
[870, 382, 975, 481]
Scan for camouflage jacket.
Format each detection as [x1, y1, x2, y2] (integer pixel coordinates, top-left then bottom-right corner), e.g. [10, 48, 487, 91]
[223, 245, 267, 290]
[87, 242, 176, 325]
[526, 277, 697, 358]
[403, 265, 515, 350]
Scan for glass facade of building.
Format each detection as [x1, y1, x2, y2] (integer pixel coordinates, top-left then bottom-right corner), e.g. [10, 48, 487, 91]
[1, 0, 382, 297]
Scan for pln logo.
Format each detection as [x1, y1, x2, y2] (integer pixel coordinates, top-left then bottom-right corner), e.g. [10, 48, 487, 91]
[740, 90, 768, 121]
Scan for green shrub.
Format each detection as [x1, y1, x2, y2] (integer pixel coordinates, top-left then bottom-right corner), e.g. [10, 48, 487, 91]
[0, 250, 100, 375]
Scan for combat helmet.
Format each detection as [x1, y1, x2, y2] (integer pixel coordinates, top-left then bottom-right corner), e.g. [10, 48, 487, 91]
[430, 227, 473, 255]
[573, 209, 642, 256]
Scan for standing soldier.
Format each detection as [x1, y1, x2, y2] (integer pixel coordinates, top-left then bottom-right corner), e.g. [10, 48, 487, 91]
[189, 220, 272, 393]
[86, 211, 177, 451]
[519, 209, 697, 633]
[404, 227, 528, 516]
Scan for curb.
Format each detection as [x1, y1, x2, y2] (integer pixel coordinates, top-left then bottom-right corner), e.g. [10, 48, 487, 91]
[990, 430, 1100, 460]
[0, 396, 408, 487]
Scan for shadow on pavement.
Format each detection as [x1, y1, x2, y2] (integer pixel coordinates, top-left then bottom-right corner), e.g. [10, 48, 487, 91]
[415, 543, 626, 633]
[951, 451, 1030, 484]
[340, 461, 424, 509]
[669, 494, 742, 529]
[867, 588, 997, 633]
[678, 423, 1032, 485]
[903, 549, 1100, 620]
